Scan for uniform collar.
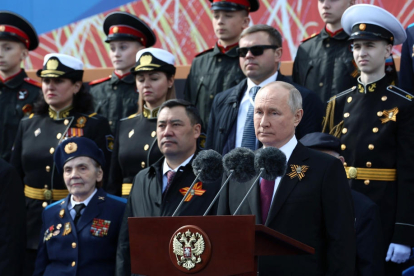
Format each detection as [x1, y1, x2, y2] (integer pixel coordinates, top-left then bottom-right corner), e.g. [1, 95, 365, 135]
[213, 43, 239, 58]
[217, 41, 239, 53]
[0, 69, 26, 89]
[110, 71, 135, 85]
[357, 74, 388, 94]
[49, 105, 73, 120]
[320, 26, 349, 40]
[143, 105, 160, 118]
[69, 188, 97, 210]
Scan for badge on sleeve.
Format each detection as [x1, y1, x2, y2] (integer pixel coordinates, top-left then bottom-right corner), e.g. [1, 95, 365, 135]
[90, 218, 111, 237]
[106, 135, 114, 151]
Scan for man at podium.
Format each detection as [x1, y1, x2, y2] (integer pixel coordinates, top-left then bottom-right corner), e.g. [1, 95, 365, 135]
[217, 82, 356, 275]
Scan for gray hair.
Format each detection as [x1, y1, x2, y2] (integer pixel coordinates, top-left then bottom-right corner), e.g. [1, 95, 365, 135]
[260, 81, 302, 113]
[240, 24, 283, 47]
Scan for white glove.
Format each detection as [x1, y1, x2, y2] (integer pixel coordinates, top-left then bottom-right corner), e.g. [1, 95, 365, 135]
[385, 243, 411, 263]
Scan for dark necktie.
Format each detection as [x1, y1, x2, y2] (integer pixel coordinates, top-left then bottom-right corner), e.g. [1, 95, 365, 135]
[260, 178, 275, 224]
[241, 86, 261, 150]
[73, 203, 86, 225]
[163, 170, 176, 195]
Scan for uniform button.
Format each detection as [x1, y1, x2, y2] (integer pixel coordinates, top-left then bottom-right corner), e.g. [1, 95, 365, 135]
[341, 144, 346, 150]
[343, 162, 347, 166]
[344, 113, 350, 118]
[113, 86, 117, 90]
[109, 121, 113, 125]
[364, 180, 370, 185]
[50, 147, 55, 154]
[72, 242, 77, 249]
[377, 111, 383, 117]
[210, 94, 214, 99]
[44, 185, 48, 189]
[366, 162, 372, 167]
[151, 131, 156, 137]
[42, 202, 48, 208]
[368, 144, 374, 150]
[342, 128, 348, 134]
[218, 58, 222, 62]
[141, 161, 145, 168]
[46, 166, 51, 172]
[372, 127, 378, 133]
[381, 96, 387, 101]
[319, 82, 323, 87]
[72, 261, 76, 267]
[56, 133, 62, 139]
[326, 43, 330, 47]
[144, 144, 149, 151]
[347, 97, 352, 103]
[64, 119, 69, 126]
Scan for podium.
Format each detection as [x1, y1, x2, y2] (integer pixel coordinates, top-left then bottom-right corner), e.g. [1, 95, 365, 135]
[128, 215, 314, 276]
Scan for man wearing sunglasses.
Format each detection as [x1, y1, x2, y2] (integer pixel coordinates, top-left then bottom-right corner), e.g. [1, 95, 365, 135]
[205, 24, 324, 155]
[184, 0, 259, 130]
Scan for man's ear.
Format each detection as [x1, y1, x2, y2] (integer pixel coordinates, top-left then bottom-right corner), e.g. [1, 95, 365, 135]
[293, 109, 303, 127]
[193, 123, 201, 139]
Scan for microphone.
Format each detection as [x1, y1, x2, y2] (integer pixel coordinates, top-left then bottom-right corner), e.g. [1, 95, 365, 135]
[172, 150, 223, 217]
[203, 147, 256, 216]
[233, 147, 287, 215]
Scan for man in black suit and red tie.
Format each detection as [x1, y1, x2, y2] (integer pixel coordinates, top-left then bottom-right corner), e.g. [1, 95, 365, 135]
[217, 81, 356, 275]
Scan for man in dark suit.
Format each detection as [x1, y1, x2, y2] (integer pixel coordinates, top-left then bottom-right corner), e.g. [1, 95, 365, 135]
[116, 99, 221, 276]
[217, 82, 355, 275]
[205, 24, 324, 155]
[33, 137, 127, 276]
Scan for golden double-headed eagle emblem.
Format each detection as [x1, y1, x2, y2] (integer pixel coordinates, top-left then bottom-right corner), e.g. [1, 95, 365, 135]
[172, 229, 205, 271]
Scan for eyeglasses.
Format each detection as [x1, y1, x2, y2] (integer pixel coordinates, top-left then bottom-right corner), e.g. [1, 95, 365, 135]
[237, 45, 280, 57]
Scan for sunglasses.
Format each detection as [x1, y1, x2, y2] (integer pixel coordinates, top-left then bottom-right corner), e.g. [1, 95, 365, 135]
[237, 45, 280, 57]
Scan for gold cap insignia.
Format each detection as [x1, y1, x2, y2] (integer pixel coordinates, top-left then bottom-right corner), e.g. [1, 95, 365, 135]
[140, 54, 152, 66]
[287, 164, 309, 181]
[359, 24, 366, 31]
[113, 26, 119, 33]
[0, 25, 5, 32]
[64, 142, 78, 154]
[46, 59, 59, 70]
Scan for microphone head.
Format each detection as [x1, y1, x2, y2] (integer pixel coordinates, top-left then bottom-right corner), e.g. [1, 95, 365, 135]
[254, 147, 287, 180]
[223, 147, 256, 182]
[192, 150, 223, 183]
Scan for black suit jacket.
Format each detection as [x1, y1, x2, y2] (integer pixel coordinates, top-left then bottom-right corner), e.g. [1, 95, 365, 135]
[206, 73, 324, 154]
[217, 142, 356, 275]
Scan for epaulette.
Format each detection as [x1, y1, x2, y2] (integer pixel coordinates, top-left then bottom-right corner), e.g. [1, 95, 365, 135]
[45, 198, 65, 210]
[89, 75, 111, 86]
[301, 32, 320, 43]
[29, 113, 34, 119]
[120, 113, 139, 121]
[107, 194, 127, 204]
[88, 112, 97, 118]
[387, 85, 413, 101]
[195, 46, 214, 57]
[408, 23, 414, 29]
[24, 77, 41, 88]
[327, 86, 356, 103]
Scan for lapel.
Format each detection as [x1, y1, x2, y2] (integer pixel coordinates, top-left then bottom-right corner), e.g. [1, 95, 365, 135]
[265, 143, 310, 226]
[76, 189, 105, 232]
[245, 177, 262, 224]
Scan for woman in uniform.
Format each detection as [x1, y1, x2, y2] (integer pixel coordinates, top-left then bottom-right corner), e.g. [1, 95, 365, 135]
[107, 48, 176, 197]
[10, 53, 113, 276]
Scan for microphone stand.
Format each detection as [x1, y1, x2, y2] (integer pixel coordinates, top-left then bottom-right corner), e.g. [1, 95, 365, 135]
[203, 170, 234, 216]
[233, 168, 264, 215]
[172, 170, 202, 217]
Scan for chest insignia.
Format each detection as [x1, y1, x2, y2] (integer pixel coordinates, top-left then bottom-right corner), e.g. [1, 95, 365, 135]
[34, 128, 41, 137]
[129, 129, 134, 138]
[18, 89, 28, 100]
[44, 225, 55, 242]
[22, 104, 33, 115]
[91, 218, 111, 237]
[76, 116, 87, 128]
[287, 165, 309, 181]
[380, 107, 399, 124]
[62, 222, 72, 236]
[179, 182, 206, 202]
[59, 209, 65, 218]
[66, 128, 84, 138]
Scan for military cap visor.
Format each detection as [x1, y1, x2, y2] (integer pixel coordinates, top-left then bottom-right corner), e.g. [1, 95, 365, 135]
[36, 53, 84, 81]
[341, 4, 406, 45]
[209, 0, 259, 12]
[0, 11, 39, 50]
[300, 132, 341, 153]
[132, 48, 176, 75]
[103, 11, 156, 47]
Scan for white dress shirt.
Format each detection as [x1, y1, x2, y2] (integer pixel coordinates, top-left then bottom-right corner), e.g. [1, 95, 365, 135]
[162, 154, 194, 192]
[69, 188, 97, 220]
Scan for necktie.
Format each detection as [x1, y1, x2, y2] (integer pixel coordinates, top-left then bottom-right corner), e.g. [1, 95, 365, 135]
[241, 86, 261, 150]
[260, 178, 275, 224]
[73, 203, 86, 225]
[164, 170, 176, 195]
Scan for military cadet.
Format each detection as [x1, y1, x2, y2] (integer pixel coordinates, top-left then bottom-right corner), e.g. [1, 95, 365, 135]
[292, 0, 357, 103]
[184, 0, 259, 128]
[0, 11, 41, 162]
[89, 11, 156, 133]
[107, 48, 176, 197]
[399, 23, 414, 92]
[10, 53, 113, 276]
[322, 4, 414, 275]
[33, 137, 126, 276]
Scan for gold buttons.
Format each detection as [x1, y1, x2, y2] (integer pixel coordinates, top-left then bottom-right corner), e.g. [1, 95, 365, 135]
[372, 127, 378, 133]
[44, 184, 48, 189]
[218, 58, 222, 62]
[56, 133, 62, 139]
[42, 202, 48, 208]
[109, 121, 113, 125]
[72, 261, 76, 267]
[342, 128, 348, 134]
[366, 162, 372, 168]
[381, 96, 387, 101]
[341, 144, 346, 150]
[364, 180, 370, 185]
[210, 94, 214, 99]
[72, 242, 77, 249]
[326, 43, 330, 47]
[50, 147, 55, 154]
[347, 97, 352, 103]
[114, 86, 117, 90]
[377, 111, 383, 117]
[64, 119, 69, 125]
[368, 144, 374, 150]
[151, 131, 156, 137]
[344, 113, 350, 118]
[343, 162, 347, 166]
[144, 144, 149, 151]
[46, 166, 51, 172]
[141, 161, 145, 168]
[319, 82, 323, 87]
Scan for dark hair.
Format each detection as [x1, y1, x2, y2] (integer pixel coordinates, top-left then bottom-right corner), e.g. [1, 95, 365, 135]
[159, 99, 202, 126]
[34, 80, 94, 115]
[240, 24, 283, 47]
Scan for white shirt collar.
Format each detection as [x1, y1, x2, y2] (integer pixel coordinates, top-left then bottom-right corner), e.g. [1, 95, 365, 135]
[273, 135, 297, 163]
[162, 154, 194, 175]
[69, 188, 97, 210]
[245, 71, 278, 98]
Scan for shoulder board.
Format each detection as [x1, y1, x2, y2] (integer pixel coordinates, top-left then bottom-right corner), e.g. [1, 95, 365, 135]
[387, 85, 413, 101]
[89, 76, 111, 86]
[120, 113, 139, 121]
[88, 112, 97, 118]
[195, 47, 214, 57]
[45, 198, 65, 210]
[408, 23, 414, 29]
[23, 77, 41, 88]
[301, 32, 320, 43]
[107, 194, 127, 204]
[327, 86, 356, 103]
[29, 113, 34, 119]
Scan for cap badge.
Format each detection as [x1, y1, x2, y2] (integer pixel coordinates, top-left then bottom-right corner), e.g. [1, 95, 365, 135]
[140, 54, 153, 66]
[359, 24, 366, 31]
[64, 142, 78, 154]
[46, 59, 59, 70]
[113, 26, 119, 33]
[0, 25, 4, 32]
[287, 164, 309, 181]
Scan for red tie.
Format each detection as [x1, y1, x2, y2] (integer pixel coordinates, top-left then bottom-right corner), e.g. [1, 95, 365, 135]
[260, 178, 275, 224]
[164, 170, 176, 195]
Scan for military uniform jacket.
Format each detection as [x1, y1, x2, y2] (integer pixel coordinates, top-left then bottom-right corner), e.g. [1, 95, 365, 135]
[322, 75, 414, 249]
[399, 23, 414, 92]
[293, 28, 358, 103]
[33, 188, 127, 276]
[184, 44, 245, 128]
[10, 110, 113, 249]
[89, 72, 138, 133]
[0, 69, 41, 161]
[107, 112, 162, 196]
[116, 152, 222, 276]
